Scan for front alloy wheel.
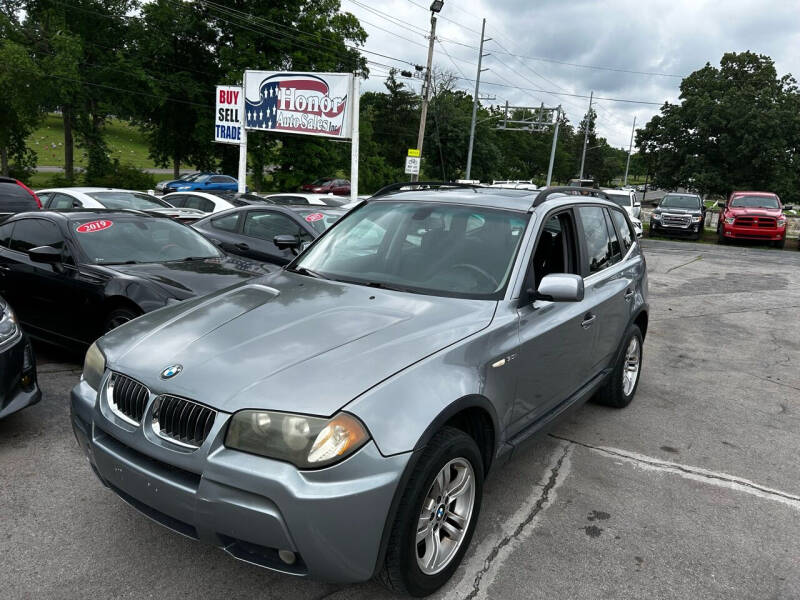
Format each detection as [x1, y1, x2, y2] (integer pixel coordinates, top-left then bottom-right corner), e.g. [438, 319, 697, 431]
[379, 427, 484, 597]
[415, 458, 476, 575]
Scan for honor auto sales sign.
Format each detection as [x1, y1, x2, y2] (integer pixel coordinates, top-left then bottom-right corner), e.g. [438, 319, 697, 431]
[244, 71, 354, 139]
[215, 85, 243, 144]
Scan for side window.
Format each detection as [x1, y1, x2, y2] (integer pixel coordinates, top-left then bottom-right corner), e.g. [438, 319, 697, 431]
[603, 209, 622, 264]
[37, 193, 52, 207]
[198, 198, 215, 212]
[577, 206, 614, 275]
[210, 212, 239, 232]
[51, 194, 77, 210]
[242, 211, 303, 244]
[9, 219, 65, 254]
[0, 222, 14, 247]
[168, 195, 187, 208]
[209, 176, 225, 184]
[610, 209, 634, 254]
[530, 210, 579, 287]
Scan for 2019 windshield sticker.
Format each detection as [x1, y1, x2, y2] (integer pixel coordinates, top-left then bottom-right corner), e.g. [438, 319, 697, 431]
[305, 213, 324, 222]
[76, 220, 113, 233]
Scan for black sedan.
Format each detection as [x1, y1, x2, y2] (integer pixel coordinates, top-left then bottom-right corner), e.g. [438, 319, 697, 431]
[0, 210, 271, 349]
[192, 205, 345, 265]
[0, 294, 40, 420]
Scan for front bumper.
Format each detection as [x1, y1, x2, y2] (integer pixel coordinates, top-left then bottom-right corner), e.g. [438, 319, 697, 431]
[70, 378, 410, 582]
[0, 333, 40, 420]
[721, 224, 785, 241]
[650, 219, 702, 236]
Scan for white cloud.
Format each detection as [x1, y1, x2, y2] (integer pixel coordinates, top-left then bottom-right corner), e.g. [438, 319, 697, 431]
[342, 0, 800, 150]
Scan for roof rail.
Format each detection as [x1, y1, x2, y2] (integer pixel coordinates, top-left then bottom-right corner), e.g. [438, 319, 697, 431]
[532, 186, 610, 207]
[371, 181, 485, 198]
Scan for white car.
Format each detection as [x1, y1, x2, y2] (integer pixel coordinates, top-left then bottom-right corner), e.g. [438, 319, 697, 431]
[602, 188, 641, 220]
[161, 191, 242, 214]
[262, 192, 347, 207]
[36, 187, 206, 222]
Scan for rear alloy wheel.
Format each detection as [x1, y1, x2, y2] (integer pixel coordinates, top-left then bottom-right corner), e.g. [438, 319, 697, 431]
[104, 307, 141, 333]
[379, 427, 483, 597]
[594, 324, 643, 408]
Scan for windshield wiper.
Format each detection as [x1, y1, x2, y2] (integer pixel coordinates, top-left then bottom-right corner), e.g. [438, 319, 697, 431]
[289, 266, 330, 280]
[178, 256, 211, 262]
[103, 260, 138, 265]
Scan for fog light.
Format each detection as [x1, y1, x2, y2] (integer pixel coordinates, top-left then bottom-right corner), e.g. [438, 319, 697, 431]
[278, 549, 296, 565]
[21, 374, 32, 388]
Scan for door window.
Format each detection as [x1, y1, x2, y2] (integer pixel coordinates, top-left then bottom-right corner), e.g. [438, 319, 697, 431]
[185, 196, 215, 212]
[603, 209, 622, 264]
[50, 194, 78, 210]
[9, 219, 66, 253]
[167, 195, 187, 208]
[211, 212, 240, 232]
[0, 222, 14, 247]
[610, 209, 634, 254]
[529, 211, 579, 287]
[243, 211, 308, 243]
[578, 206, 617, 275]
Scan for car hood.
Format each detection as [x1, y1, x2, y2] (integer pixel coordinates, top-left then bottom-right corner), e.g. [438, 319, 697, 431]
[654, 206, 702, 214]
[726, 206, 782, 217]
[104, 257, 269, 300]
[100, 271, 496, 416]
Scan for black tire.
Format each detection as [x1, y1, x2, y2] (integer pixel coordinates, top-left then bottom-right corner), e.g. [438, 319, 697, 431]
[594, 324, 643, 409]
[379, 427, 484, 597]
[774, 238, 785, 250]
[103, 307, 141, 333]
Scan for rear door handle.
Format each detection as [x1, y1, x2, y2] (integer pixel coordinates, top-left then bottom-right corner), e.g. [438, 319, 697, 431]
[581, 313, 596, 329]
[235, 243, 250, 250]
[624, 289, 635, 301]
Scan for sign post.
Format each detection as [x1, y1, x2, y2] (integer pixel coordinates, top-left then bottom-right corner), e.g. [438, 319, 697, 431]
[349, 74, 360, 203]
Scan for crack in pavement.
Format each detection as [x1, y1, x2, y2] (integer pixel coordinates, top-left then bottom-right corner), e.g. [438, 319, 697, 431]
[549, 434, 800, 510]
[665, 255, 703, 273]
[459, 443, 572, 600]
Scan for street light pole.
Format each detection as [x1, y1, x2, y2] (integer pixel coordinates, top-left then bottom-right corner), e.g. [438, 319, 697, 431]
[579, 90, 593, 180]
[546, 106, 562, 187]
[623, 115, 636, 186]
[412, 5, 441, 182]
[465, 18, 488, 181]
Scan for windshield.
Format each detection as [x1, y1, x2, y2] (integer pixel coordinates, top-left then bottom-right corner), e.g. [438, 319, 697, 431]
[730, 195, 780, 209]
[295, 210, 342, 234]
[661, 194, 701, 209]
[73, 217, 221, 264]
[293, 201, 529, 299]
[605, 193, 632, 208]
[87, 192, 169, 210]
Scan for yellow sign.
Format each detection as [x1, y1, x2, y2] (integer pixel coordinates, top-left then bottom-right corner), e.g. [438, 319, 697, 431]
[407, 148, 420, 157]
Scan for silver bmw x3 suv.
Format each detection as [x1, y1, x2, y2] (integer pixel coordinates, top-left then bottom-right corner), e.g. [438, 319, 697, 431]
[71, 185, 648, 596]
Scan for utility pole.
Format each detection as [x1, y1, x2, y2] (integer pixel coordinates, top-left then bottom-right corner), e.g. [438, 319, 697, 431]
[412, 2, 443, 182]
[465, 18, 489, 180]
[623, 115, 636, 186]
[578, 90, 593, 180]
[546, 106, 562, 187]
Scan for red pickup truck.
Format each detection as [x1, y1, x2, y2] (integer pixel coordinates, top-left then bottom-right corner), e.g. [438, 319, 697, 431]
[717, 191, 788, 249]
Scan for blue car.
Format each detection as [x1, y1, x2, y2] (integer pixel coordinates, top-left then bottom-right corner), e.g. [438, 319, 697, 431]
[163, 174, 243, 194]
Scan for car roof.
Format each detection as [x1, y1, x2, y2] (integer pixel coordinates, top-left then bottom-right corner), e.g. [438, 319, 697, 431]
[162, 191, 221, 200]
[6, 209, 161, 222]
[263, 192, 337, 199]
[289, 206, 345, 215]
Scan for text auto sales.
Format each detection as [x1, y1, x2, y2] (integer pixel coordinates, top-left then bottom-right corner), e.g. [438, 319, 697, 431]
[274, 87, 344, 131]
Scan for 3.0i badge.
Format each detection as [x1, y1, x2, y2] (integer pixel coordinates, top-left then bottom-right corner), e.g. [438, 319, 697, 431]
[160, 364, 183, 379]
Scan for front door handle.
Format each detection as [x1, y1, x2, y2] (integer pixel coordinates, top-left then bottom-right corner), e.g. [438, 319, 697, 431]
[581, 313, 596, 329]
[624, 289, 635, 301]
[235, 242, 250, 250]
[0, 265, 10, 272]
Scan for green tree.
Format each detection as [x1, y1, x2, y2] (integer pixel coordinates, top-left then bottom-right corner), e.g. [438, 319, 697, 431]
[0, 39, 42, 177]
[637, 51, 800, 199]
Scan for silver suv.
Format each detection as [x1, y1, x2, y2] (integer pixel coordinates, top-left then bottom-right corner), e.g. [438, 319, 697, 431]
[71, 185, 648, 596]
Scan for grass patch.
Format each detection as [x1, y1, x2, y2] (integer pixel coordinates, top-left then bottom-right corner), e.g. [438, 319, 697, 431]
[27, 113, 153, 169]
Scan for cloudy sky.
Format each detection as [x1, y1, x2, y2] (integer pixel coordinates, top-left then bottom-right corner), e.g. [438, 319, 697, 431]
[341, 0, 800, 150]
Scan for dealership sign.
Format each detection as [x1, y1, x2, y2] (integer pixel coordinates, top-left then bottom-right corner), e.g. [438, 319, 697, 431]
[215, 85, 243, 145]
[243, 71, 354, 139]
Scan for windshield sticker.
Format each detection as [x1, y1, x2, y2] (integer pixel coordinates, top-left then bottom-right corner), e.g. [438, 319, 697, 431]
[305, 212, 324, 222]
[76, 220, 113, 234]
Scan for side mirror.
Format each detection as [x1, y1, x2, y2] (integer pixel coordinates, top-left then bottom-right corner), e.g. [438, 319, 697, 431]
[634, 201, 641, 207]
[784, 205, 793, 212]
[28, 245, 62, 264]
[530, 273, 584, 303]
[274, 234, 300, 250]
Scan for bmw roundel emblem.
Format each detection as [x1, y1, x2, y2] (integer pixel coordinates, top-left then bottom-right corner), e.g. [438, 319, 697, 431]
[160, 364, 183, 379]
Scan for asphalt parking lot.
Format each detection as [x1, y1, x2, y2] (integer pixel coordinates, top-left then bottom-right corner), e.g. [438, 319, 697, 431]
[2, 239, 799, 600]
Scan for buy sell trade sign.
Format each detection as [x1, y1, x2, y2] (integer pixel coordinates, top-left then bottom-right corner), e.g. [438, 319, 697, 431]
[215, 85, 243, 145]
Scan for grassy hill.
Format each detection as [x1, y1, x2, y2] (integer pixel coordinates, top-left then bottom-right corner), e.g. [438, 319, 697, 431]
[27, 113, 154, 169]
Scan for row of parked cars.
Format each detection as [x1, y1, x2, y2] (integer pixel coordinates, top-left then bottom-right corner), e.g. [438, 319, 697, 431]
[154, 172, 353, 197]
[648, 190, 792, 248]
[1, 179, 650, 596]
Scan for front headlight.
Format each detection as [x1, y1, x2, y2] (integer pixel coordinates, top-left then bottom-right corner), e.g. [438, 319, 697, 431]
[692, 215, 702, 222]
[225, 410, 370, 469]
[0, 300, 20, 346]
[652, 213, 661, 220]
[725, 217, 735, 224]
[778, 216, 787, 227]
[82, 342, 106, 390]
